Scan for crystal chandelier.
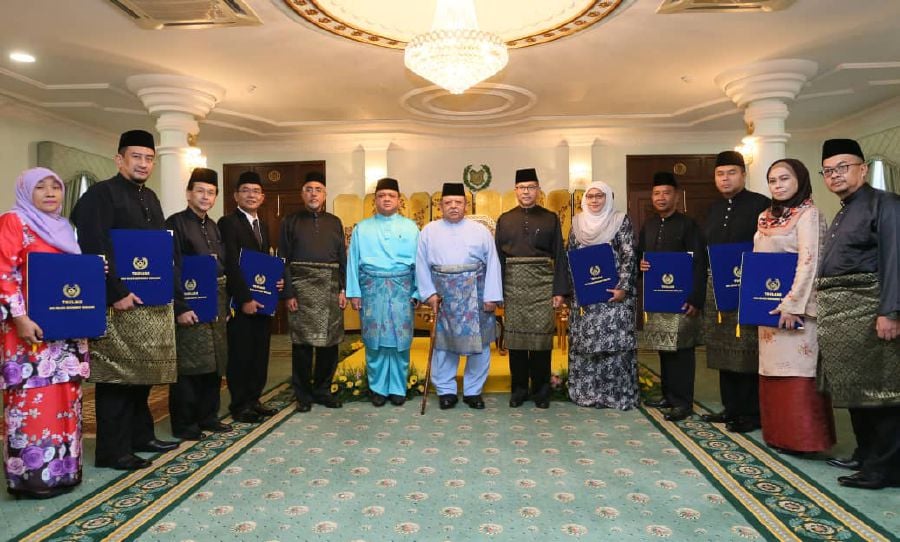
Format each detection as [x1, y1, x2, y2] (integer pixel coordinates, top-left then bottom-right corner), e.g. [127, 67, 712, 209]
[404, 0, 508, 95]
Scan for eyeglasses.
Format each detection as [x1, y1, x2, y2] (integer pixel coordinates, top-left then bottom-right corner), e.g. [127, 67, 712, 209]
[515, 185, 539, 192]
[238, 187, 263, 195]
[583, 193, 606, 201]
[819, 162, 863, 178]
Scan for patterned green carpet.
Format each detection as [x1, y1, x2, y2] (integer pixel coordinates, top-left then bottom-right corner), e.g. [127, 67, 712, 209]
[12, 383, 896, 542]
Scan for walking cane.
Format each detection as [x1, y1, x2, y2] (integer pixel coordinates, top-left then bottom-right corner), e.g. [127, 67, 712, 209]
[420, 300, 440, 415]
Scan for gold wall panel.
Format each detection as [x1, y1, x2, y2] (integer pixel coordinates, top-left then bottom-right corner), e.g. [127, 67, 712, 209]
[474, 189, 503, 220]
[409, 192, 431, 229]
[546, 189, 574, 245]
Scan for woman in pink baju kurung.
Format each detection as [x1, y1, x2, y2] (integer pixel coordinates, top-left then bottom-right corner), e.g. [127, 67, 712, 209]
[1, 168, 89, 498]
[754, 159, 835, 454]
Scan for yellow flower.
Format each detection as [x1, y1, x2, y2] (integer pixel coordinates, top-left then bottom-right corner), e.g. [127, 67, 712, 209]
[330, 383, 339, 394]
[352, 389, 360, 396]
[351, 340, 364, 351]
[338, 375, 348, 383]
[354, 380, 363, 387]
[417, 385, 425, 393]
[346, 381, 354, 389]
[408, 375, 418, 385]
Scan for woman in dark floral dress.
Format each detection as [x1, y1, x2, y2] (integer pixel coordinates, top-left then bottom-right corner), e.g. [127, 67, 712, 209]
[567, 181, 639, 410]
[1, 167, 89, 498]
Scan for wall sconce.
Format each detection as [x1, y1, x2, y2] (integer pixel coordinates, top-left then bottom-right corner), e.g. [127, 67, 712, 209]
[365, 166, 386, 193]
[185, 133, 207, 170]
[569, 163, 590, 191]
[734, 136, 756, 166]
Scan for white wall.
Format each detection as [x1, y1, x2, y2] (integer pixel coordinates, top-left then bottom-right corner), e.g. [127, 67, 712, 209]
[0, 101, 118, 210]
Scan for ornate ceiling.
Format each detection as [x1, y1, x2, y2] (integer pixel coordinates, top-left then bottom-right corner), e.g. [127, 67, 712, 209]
[281, 0, 624, 49]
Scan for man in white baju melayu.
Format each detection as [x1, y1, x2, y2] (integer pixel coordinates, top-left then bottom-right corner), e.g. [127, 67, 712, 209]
[416, 182, 503, 410]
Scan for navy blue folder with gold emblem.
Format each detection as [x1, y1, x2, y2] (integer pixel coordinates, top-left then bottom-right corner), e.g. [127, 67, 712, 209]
[568, 243, 619, 305]
[110, 229, 174, 306]
[27, 253, 106, 340]
[181, 255, 218, 323]
[235, 249, 284, 316]
[643, 252, 693, 313]
[738, 252, 798, 327]
[708, 242, 753, 312]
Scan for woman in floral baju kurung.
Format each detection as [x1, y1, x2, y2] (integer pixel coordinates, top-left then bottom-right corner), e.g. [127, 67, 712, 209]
[567, 181, 639, 410]
[1, 167, 89, 498]
[755, 159, 835, 453]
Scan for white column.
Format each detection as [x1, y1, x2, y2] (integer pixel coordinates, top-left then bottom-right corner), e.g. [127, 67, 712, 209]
[361, 141, 391, 194]
[126, 74, 225, 216]
[715, 59, 817, 193]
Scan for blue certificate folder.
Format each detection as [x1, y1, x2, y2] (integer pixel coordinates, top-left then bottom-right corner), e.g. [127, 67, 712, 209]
[738, 252, 798, 328]
[110, 229, 173, 306]
[27, 253, 106, 340]
[181, 255, 218, 323]
[708, 242, 753, 312]
[643, 252, 693, 313]
[235, 249, 284, 316]
[568, 243, 619, 305]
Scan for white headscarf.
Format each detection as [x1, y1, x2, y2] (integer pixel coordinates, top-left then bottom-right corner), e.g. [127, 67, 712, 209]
[572, 181, 626, 246]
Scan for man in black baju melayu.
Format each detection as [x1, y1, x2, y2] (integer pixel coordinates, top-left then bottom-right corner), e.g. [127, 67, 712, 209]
[701, 151, 770, 433]
[72, 129, 179, 470]
[495, 168, 570, 409]
[816, 138, 899, 490]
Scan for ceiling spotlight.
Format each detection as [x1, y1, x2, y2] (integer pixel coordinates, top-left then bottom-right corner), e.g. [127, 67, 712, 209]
[9, 51, 36, 63]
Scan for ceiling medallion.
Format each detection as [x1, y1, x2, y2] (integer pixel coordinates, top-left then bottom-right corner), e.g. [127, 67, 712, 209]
[282, 1, 625, 50]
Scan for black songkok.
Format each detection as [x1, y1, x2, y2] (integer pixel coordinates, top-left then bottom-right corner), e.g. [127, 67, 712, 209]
[236, 171, 262, 189]
[441, 182, 466, 197]
[715, 150, 746, 170]
[118, 129, 155, 152]
[652, 171, 678, 188]
[515, 168, 538, 184]
[375, 177, 399, 193]
[302, 171, 325, 187]
[188, 167, 218, 188]
[822, 138, 864, 162]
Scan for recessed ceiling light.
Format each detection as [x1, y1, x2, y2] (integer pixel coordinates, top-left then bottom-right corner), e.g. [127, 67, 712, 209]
[10, 51, 36, 63]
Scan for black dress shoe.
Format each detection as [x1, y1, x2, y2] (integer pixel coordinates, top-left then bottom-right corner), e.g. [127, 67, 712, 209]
[172, 429, 203, 440]
[826, 457, 862, 470]
[199, 421, 232, 432]
[644, 397, 673, 409]
[294, 402, 312, 413]
[233, 409, 263, 423]
[314, 396, 343, 408]
[534, 398, 550, 409]
[96, 454, 152, 470]
[508, 390, 527, 408]
[664, 407, 693, 422]
[135, 439, 180, 453]
[725, 418, 761, 433]
[371, 393, 387, 407]
[701, 411, 732, 423]
[837, 471, 896, 490]
[463, 395, 485, 409]
[438, 394, 458, 410]
[253, 403, 278, 417]
[389, 394, 406, 406]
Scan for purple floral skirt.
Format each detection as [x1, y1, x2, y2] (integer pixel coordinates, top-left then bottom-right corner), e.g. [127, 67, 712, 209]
[4, 382, 83, 496]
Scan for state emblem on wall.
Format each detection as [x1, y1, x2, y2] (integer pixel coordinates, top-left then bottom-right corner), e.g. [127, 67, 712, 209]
[463, 164, 492, 192]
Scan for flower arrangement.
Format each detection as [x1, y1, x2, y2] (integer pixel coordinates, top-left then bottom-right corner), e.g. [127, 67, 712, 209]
[330, 363, 426, 403]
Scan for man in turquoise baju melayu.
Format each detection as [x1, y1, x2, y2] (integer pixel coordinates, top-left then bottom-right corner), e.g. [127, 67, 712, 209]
[346, 177, 420, 406]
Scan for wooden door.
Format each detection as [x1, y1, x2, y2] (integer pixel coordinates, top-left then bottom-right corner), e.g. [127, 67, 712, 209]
[223, 160, 326, 334]
[626, 154, 720, 328]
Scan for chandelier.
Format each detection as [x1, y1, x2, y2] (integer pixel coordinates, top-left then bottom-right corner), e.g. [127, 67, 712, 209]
[404, 0, 509, 95]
